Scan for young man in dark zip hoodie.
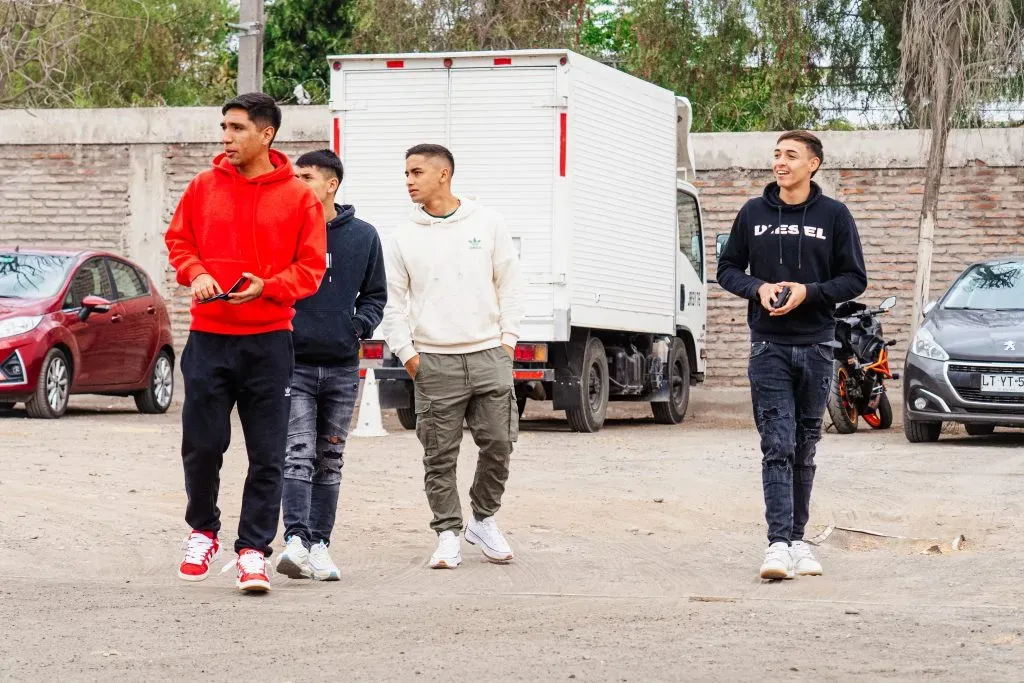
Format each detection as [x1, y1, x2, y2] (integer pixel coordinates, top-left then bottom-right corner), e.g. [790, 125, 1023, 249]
[717, 130, 867, 581]
[275, 149, 387, 581]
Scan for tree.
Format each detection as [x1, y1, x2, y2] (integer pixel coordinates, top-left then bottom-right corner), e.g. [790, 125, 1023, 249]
[0, 0, 236, 108]
[900, 0, 1024, 338]
[263, 0, 356, 104]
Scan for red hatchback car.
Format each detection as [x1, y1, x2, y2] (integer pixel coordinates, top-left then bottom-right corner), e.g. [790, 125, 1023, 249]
[0, 249, 175, 418]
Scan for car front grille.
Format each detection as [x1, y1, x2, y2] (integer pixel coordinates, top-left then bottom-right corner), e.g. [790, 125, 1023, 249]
[947, 362, 1024, 406]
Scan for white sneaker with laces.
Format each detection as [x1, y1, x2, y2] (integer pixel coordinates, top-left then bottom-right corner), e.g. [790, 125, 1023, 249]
[759, 542, 796, 580]
[275, 535, 311, 579]
[465, 516, 514, 563]
[429, 530, 462, 569]
[791, 540, 823, 576]
[308, 541, 341, 581]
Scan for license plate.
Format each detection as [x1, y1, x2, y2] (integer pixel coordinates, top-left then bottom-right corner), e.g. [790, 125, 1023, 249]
[981, 374, 1024, 393]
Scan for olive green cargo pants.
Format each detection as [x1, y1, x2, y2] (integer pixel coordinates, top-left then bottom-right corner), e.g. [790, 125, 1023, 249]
[413, 347, 519, 534]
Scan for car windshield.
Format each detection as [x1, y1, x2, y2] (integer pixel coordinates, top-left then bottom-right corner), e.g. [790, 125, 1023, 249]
[943, 262, 1024, 311]
[0, 253, 74, 300]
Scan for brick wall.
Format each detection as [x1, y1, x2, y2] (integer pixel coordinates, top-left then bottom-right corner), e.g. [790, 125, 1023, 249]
[1, 108, 1022, 388]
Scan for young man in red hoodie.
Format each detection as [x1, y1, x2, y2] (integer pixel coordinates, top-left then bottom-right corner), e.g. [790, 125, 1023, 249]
[165, 93, 326, 593]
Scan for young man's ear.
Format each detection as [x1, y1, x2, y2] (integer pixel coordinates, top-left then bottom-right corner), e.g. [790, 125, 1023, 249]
[260, 126, 276, 147]
[329, 177, 340, 195]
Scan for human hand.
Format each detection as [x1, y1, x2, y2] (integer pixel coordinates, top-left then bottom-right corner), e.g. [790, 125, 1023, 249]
[757, 282, 784, 312]
[191, 274, 222, 302]
[502, 344, 514, 360]
[228, 272, 264, 305]
[405, 354, 420, 380]
[770, 282, 807, 317]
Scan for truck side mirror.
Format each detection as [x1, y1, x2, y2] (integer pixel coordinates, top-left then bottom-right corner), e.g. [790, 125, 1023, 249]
[715, 233, 729, 259]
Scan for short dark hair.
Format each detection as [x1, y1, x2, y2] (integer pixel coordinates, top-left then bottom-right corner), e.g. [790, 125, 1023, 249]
[296, 148, 344, 183]
[222, 92, 282, 142]
[777, 130, 824, 176]
[406, 143, 455, 176]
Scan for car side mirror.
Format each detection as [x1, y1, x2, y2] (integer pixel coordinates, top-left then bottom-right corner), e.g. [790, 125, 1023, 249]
[715, 233, 729, 259]
[879, 296, 897, 311]
[79, 295, 111, 321]
[923, 300, 937, 315]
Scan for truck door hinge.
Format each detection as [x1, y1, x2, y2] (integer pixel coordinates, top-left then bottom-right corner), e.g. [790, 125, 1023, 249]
[531, 273, 567, 285]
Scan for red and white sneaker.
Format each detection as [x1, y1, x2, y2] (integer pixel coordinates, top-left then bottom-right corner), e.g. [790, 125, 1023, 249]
[225, 548, 272, 593]
[178, 530, 221, 581]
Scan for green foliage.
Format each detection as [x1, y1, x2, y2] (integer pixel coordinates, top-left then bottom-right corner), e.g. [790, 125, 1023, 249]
[263, 0, 355, 104]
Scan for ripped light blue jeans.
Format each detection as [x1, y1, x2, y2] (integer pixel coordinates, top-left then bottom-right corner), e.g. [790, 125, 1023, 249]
[747, 341, 834, 546]
[281, 363, 360, 547]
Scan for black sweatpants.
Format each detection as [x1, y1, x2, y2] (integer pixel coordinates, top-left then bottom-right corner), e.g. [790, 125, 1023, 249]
[180, 330, 293, 556]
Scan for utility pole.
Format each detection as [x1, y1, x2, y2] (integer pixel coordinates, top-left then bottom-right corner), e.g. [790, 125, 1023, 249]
[234, 0, 265, 94]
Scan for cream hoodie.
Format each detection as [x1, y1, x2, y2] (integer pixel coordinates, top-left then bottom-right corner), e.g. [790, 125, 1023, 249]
[381, 197, 524, 364]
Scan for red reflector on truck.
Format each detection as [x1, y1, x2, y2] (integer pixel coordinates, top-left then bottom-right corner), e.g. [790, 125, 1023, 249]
[493, 57, 512, 66]
[386, 60, 405, 69]
[559, 113, 567, 177]
[332, 118, 341, 156]
[359, 342, 384, 360]
[514, 371, 545, 381]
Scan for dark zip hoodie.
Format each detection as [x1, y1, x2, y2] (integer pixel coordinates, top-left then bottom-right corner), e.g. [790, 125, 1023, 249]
[716, 181, 867, 345]
[292, 204, 387, 366]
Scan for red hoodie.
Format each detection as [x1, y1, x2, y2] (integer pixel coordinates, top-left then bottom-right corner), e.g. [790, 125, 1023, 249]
[165, 149, 326, 335]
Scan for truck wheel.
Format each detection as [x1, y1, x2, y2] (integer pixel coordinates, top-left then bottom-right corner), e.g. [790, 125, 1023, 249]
[26, 348, 71, 419]
[965, 423, 995, 436]
[826, 361, 858, 434]
[396, 407, 417, 430]
[904, 418, 941, 443]
[652, 338, 690, 425]
[566, 337, 609, 433]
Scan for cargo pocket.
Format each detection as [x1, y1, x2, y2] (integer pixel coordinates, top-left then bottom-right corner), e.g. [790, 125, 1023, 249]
[415, 400, 437, 452]
[507, 387, 520, 442]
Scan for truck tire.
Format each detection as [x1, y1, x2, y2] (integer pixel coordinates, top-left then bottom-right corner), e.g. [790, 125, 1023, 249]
[652, 338, 690, 425]
[904, 418, 941, 443]
[566, 337, 609, 433]
[965, 423, 995, 436]
[396, 406, 417, 430]
[26, 348, 71, 419]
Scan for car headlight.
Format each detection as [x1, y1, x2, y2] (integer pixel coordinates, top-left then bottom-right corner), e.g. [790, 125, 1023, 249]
[910, 327, 949, 361]
[0, 316, 43, 340]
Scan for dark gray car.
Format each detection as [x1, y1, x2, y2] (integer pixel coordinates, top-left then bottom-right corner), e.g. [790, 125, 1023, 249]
[902, 256, 1024, 442]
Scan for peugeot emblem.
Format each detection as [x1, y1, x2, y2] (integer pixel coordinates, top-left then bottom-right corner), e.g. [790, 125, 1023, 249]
[1005, 340, 1017, 352]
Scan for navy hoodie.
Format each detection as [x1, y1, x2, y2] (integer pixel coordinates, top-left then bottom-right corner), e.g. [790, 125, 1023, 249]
[717, 181, 867, 345]
[292, 204, 387, 365]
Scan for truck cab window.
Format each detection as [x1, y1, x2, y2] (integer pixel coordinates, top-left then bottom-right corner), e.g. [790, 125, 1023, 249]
[677, 190, 703, 278]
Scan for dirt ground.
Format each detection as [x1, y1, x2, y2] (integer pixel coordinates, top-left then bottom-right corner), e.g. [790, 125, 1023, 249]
[1, 389, 1022, 682]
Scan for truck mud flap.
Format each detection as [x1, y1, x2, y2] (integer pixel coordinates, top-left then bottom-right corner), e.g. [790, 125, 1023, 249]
[378, 377, 413, 410]
[552, 369, 582, 410]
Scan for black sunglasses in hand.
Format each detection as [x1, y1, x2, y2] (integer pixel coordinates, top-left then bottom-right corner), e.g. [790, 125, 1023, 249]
[199, 276, 249, 304]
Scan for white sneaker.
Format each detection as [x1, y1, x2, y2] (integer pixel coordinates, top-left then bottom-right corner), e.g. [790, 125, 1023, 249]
[759, 542, 796, 580]
[308, 541, 341, 581]
[465, 516, 514, 563]
[791, 540, 823, 576]
[429, 530, 462, 569]
[275, 535, 311, 579]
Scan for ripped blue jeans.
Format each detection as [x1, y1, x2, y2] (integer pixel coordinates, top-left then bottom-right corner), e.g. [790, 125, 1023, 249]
[747, 341, 834, 546]
[281, 363, 360, 547]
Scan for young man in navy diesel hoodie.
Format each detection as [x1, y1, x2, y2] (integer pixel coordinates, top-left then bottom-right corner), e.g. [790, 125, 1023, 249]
[275, 149, 387, 581]
[717, 130, 867, 581]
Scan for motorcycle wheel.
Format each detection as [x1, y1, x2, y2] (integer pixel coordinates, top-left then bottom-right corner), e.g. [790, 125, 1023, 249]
[863, 391, 893, 430]
[827, 361, 859, 434]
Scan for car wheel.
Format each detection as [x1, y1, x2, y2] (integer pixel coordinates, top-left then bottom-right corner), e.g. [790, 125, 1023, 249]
[566, 337, 610, 433]
[904, 418, 941, 443]
[827, 361, 859, 434]
[864, 391, 893, 430]
[964, 423, 995, 436]
[25, 348, 71, 419]
[652, 337, 690, 425]
[396, 406, 417, 430]
[134, 350, 174, 414]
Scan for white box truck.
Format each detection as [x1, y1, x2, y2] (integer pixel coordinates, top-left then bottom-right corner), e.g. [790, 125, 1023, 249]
[330, 49, 709, 432]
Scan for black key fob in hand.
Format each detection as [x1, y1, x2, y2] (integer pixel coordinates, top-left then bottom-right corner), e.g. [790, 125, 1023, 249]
[773, 286, 791, 309]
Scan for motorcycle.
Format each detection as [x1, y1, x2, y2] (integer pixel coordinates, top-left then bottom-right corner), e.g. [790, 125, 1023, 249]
[827, 295, 900, 434]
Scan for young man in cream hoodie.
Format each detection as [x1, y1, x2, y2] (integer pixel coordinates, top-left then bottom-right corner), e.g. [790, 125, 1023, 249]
[381, 143, 525, 569]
